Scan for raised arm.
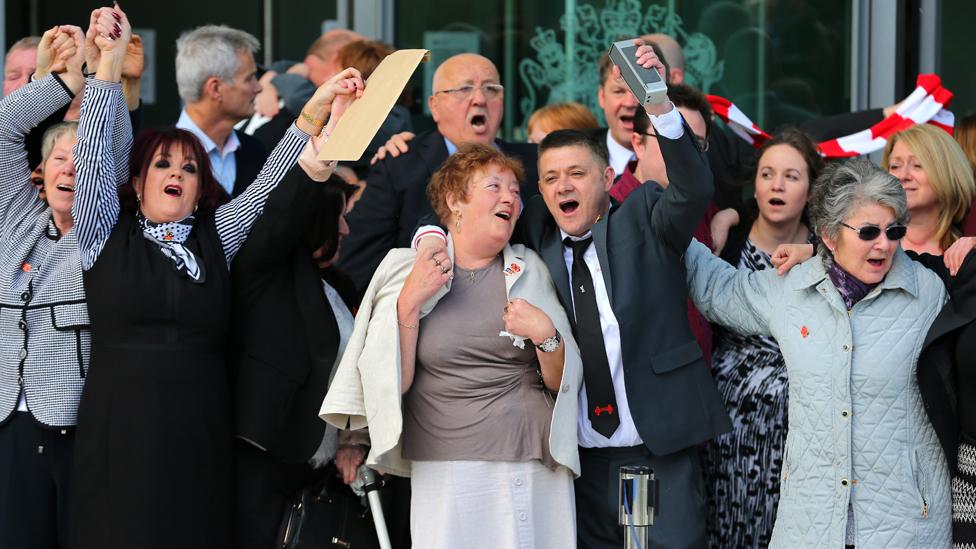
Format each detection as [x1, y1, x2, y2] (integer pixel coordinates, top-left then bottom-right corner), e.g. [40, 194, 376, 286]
[628, 40, 714, 253]
[0, 27, 82, 225]
[645, 111, 714, 252]
[72, 7, 130, 269]
[215, 67, 364, 266]
[83, 9, 134, 187]
[684, 238, 778, 337]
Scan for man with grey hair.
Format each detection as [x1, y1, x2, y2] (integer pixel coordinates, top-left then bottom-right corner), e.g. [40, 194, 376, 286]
[175, 24, 267, 198]
[3, 36, 40, 97]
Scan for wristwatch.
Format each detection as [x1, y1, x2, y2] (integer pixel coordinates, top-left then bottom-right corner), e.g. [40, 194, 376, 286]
[535, 330, 561, 353]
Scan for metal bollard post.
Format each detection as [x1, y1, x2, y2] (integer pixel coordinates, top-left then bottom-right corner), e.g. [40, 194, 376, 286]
[618, 465, 657, 549]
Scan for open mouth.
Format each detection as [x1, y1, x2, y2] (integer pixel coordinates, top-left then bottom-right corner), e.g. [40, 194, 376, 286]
[768, 198, 785, 206]
[470, 113, 487, 131]
[494, 211, 511, 221]
[55, 183, 75, 192]
[164, 184, 183, 197]
[867, 258, 885, 267]
[559, 199, 580, 215]
[620, 115, 634, 129]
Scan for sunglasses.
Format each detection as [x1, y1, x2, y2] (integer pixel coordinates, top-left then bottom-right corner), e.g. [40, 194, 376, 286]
[840, 222, 907, 241]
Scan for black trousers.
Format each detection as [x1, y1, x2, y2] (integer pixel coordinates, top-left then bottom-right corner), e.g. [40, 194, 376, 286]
[234, 439, 321, 549]
[576, 445, 707, 549]
[0, 412, 74, 549]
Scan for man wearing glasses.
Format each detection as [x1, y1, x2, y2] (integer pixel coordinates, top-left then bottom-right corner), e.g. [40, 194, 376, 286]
[338, 53, 539, 294]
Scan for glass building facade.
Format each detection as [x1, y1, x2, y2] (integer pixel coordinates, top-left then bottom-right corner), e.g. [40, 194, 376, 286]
[3, 0, 972, 136]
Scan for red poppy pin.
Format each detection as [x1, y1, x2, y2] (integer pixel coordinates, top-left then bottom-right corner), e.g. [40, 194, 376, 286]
[504, 263, 522, 276]
[800, 326, 810, 338]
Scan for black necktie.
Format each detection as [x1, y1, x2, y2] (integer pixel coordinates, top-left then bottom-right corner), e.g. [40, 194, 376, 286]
[564, 236, 619, 438]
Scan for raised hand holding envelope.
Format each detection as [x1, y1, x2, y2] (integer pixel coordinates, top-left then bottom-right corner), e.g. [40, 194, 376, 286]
[318, 49, 430, 162]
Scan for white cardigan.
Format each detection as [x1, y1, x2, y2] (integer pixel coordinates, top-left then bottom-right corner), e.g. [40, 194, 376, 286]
[320, 238, 583, 477]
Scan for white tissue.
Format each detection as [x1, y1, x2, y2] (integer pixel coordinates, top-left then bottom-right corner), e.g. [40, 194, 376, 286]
[499, 331, 528, 349]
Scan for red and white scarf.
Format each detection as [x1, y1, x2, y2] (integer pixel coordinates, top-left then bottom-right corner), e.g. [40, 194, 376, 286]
[707, 74, 955, 158]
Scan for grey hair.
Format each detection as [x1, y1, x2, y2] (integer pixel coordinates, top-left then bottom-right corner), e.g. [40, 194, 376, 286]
[40, 122, 79, 164]
[8, 36, 40, 55]
[808, 157, 909, 258]
[175, 25, 260, 104]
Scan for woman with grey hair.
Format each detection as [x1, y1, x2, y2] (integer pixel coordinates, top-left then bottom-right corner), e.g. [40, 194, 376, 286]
[684, 157, 951, 547]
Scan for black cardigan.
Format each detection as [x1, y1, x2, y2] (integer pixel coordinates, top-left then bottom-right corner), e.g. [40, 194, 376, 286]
[917, 250, 976, 471]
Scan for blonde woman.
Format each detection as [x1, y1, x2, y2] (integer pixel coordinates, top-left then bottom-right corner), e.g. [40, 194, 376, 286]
[882, 124, 975, 256]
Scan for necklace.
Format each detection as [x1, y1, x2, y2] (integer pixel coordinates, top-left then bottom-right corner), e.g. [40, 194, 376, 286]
[455, 258, 498, 285]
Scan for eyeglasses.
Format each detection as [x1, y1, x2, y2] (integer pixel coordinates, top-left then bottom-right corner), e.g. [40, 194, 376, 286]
[434, 83, 504, 100]
[839, 222, 907, 241]
[640, 131, 709, 152]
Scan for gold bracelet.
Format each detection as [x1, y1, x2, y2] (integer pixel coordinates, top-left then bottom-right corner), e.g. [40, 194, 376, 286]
[300, 110, 326, 126]
[397, 319, 418, 329]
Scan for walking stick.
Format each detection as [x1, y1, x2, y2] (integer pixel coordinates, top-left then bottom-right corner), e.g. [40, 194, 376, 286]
[354, 465, 392, 549]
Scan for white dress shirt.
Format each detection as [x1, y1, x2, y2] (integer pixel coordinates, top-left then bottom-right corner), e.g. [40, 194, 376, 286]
[605, 131, 635, 180]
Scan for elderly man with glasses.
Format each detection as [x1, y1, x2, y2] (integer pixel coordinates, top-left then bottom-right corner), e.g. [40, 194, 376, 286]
[337, 53, 539, 295]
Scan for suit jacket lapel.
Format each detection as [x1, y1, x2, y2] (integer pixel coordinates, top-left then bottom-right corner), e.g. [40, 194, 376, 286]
[540, 227, 573, 326]
[417, 131, 450, 181]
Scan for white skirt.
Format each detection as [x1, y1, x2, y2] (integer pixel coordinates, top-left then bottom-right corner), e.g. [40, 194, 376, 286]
[410, 460, 576, 549]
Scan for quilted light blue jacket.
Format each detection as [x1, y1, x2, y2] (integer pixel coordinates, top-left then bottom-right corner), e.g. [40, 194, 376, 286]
[684, 239, 950, 548]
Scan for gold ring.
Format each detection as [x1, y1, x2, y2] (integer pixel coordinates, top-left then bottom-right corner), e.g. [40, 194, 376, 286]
[434, 258, 442, 266]
[440, 265, 449, 274]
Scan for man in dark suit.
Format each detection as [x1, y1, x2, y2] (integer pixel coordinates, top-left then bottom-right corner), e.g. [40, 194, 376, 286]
[521, 48, 727, 547]
[174, 25, 269, 198]
[338, 53, 539, 294]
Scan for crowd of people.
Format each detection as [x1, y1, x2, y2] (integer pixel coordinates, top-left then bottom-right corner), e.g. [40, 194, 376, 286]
[1, 4, 976, 549]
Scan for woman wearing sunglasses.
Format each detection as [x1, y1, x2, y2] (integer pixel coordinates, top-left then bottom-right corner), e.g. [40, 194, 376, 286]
[683, 158, 951, 548]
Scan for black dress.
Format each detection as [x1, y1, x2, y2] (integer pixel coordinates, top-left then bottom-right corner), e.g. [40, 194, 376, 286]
[69, 213, 232, 549]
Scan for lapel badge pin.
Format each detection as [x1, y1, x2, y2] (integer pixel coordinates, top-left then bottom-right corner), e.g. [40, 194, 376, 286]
[800, 325, 810, 338]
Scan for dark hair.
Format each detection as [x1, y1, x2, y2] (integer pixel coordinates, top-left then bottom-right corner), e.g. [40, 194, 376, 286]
[598, 41, 670, 86]
[633, 83, 714, 142]
[538, 129, 609, 169]
[752, 128, 824, 185]
[120, 127, 228, 212]
[305, 175, 358, 260]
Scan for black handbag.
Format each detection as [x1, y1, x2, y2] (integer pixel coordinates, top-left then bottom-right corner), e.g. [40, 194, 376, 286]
[276, 465, 381, 549]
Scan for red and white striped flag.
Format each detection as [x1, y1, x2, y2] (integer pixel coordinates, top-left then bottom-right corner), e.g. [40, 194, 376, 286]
[707, 74, 955, 158]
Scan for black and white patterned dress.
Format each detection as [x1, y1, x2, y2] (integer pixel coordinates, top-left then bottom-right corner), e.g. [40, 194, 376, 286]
[703, 239, 789, 548]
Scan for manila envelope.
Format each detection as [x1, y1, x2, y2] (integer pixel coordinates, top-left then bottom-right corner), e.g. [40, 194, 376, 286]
[317, 49, 430, 161]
